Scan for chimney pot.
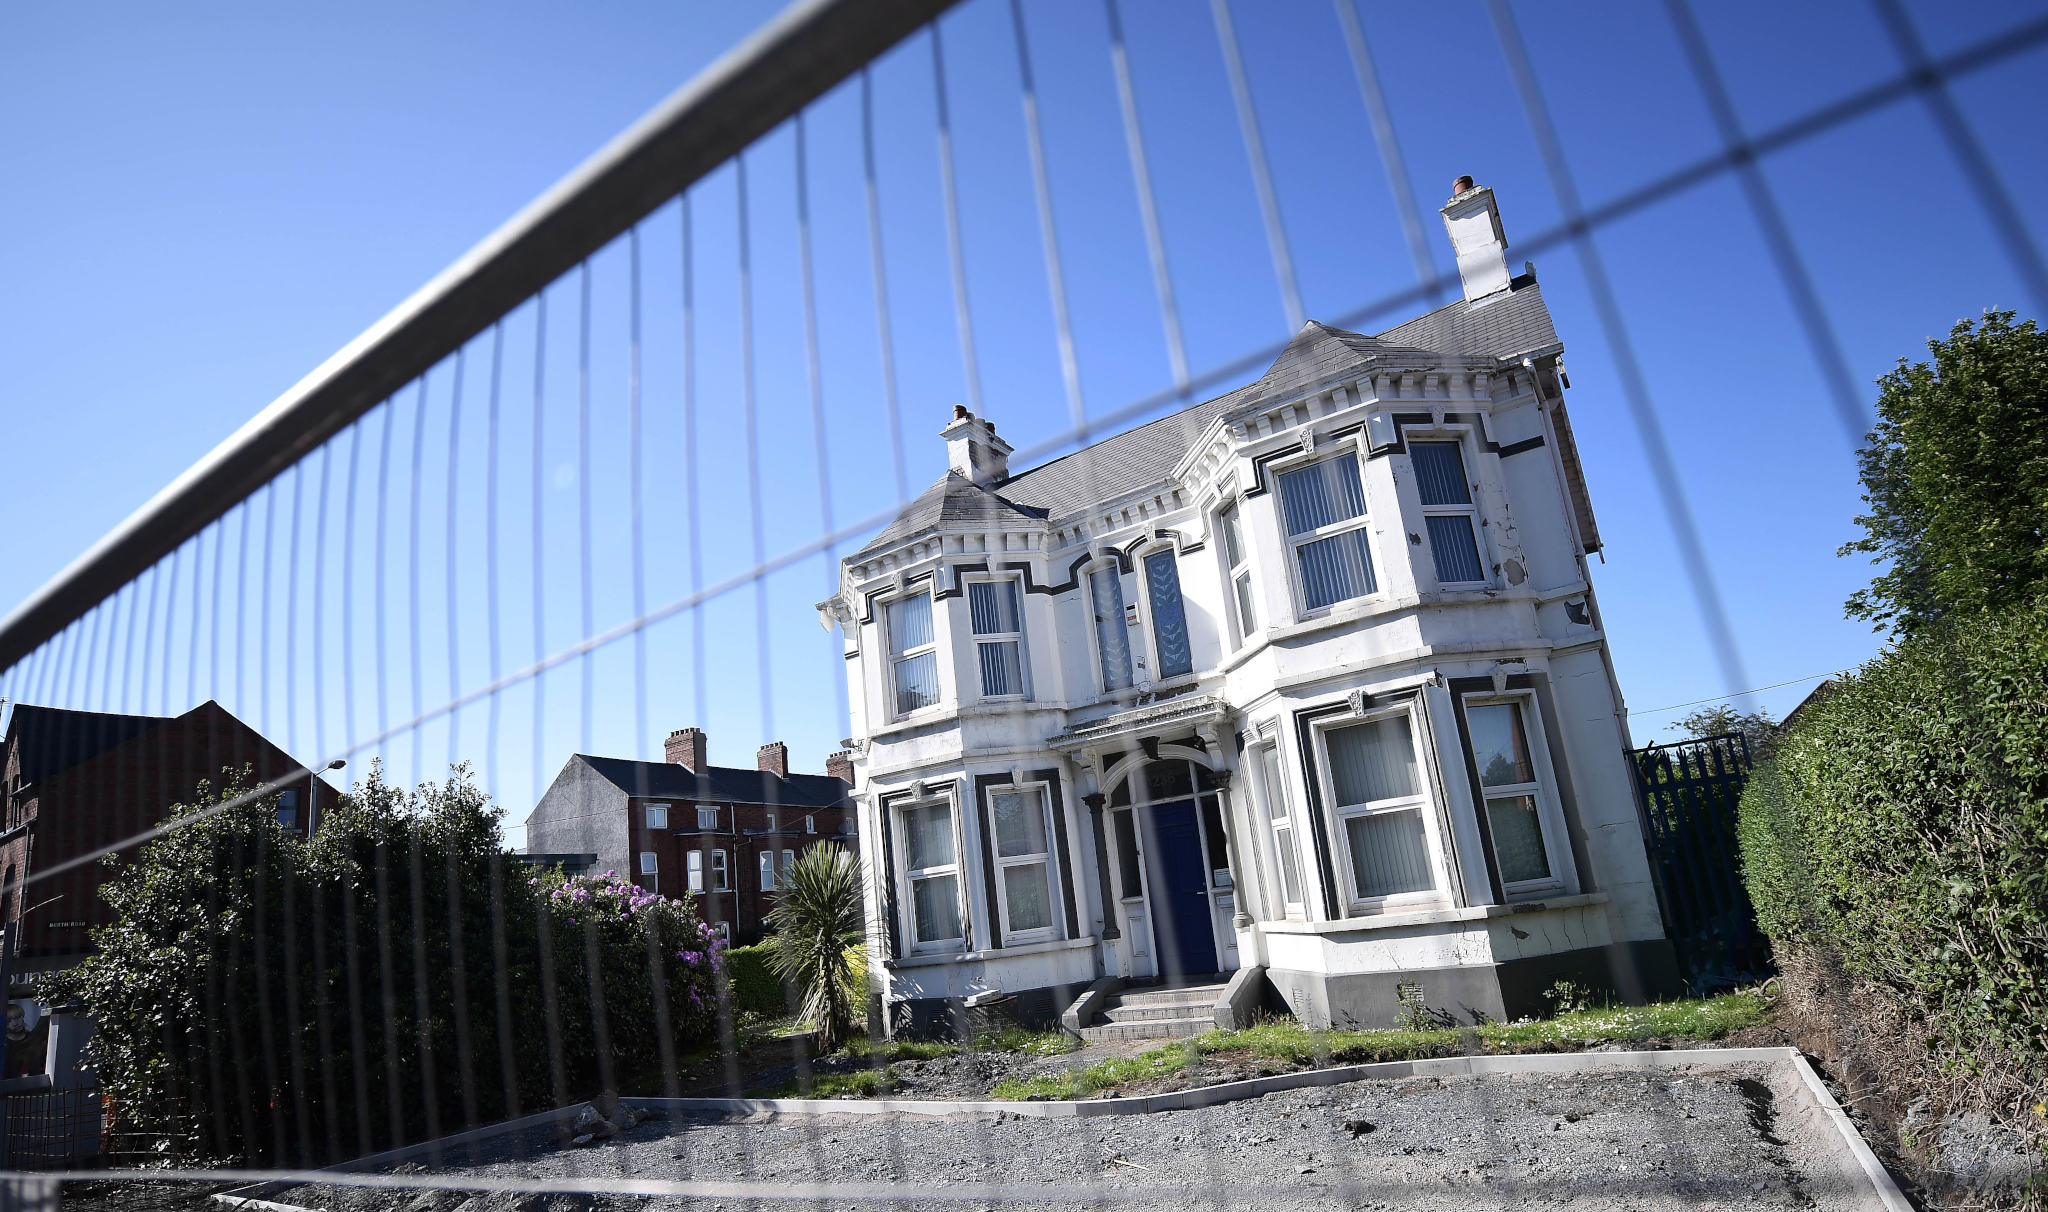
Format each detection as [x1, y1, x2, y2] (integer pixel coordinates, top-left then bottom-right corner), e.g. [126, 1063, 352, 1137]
[953, 404, 969, 420]
[756, 741, 789, 779]
[1452, 174, 1476, 195]
[665, 727, 708, 772]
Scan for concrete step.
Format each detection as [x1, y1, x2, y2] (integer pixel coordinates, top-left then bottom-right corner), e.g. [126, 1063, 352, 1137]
[1099, 998, 1222, 1023]
[1112, 983, 1229, 1009]
[1078, 1014, 1213, 1042]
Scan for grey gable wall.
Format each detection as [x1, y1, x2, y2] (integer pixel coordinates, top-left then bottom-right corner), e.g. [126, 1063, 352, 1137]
[523, 756, 630, 876]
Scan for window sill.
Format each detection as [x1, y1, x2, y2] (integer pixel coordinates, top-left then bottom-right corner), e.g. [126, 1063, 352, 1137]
[1258, 891, 1609, 935]
[883, 934, 1098, 970]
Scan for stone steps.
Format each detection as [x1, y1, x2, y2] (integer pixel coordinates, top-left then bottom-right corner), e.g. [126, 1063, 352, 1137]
[1075, 980, 1228, 1041]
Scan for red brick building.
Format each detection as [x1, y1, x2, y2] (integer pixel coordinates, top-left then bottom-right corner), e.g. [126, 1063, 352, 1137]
[522, 728, 855, 944]
[0, 701, 340, 982]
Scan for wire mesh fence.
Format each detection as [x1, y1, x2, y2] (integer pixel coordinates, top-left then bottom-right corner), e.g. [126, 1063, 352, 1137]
[0, 0, 2043, 1203]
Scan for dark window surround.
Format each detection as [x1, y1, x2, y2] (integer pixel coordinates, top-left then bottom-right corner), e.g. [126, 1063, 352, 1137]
[1446, 673, 1595, 900]
[973, 770, 1080, 949]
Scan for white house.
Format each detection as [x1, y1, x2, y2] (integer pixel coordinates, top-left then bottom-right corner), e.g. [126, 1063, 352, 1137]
[819, 180, 1676, 1037]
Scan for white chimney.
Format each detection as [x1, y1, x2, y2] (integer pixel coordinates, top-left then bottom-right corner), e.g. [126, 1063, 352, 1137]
[941, 405, 1012, 484]
[1441, 176, 1511, 303]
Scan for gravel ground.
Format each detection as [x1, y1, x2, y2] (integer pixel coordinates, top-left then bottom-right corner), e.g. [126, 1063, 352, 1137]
[273, 1059, 1882, 1211]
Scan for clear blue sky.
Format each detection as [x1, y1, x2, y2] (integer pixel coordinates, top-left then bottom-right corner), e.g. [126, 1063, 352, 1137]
[4, 0, 2045, 843]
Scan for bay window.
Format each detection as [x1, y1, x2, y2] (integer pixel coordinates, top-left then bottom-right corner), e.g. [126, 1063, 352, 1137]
[968, 578, 1027, 699]
[1252, 741, 1303, 916]
[1465, 698, 1557, 889]
[1411, 441, 1485, 585]
[1219, 501, 1256, 642]
[987, 786, 1057, 941]
[887, 591, 940, 716]
[901, 799, 964, 949]
[1321, 711, 1437, 905]
[1142, 550, 1193, 680]
[1090, 566, 1133, 692]
[1277, 452, 1378, 611]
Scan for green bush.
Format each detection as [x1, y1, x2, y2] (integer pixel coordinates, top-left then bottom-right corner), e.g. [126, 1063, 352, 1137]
[721, 943, 793, 1017]
[1737, 600, 2048, 1076]
[50, 762, 725, 1167]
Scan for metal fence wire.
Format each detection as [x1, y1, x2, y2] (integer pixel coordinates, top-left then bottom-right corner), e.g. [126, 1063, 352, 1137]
[0, 0, 2043, 1203]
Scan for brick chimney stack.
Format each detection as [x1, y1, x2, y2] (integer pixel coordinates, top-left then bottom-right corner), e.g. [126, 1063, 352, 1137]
[665, 727, 708, 771]
[825, 750, 854, 785]
[756, 741, 789, 779]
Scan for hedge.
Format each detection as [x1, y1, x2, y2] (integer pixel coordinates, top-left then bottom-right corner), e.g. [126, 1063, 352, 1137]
[1736, 598, 2048, 1075]
[722, 943, 796, 1017]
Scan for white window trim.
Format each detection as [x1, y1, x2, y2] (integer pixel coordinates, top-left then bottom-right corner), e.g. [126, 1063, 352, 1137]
[759, 850, 777, 892]
[1272, 444, 1382, 617]
[894, 792, 968, 955]
[696, 806, 719, 830]
[686, 849, 704, 893]
[645, 802, 670, 831]
[984, 781, 1061, 946]
[884, 587, 943, 720]
[805, 815, 816, 834]
[1217, 499, 1257, 647]
[1248, 740, 1305, 920]
[1459, 690, 1574, 897]
[709, 848, 729, 891]
[964, 573, 1030, 702]
[1409, 434, 1489, 588]
[781, 848, 796, 880]
[1312, 704, 1450, 914]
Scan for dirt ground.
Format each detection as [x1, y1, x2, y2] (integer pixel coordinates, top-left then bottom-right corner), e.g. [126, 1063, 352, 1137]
[270, 1059, 1885, 1212]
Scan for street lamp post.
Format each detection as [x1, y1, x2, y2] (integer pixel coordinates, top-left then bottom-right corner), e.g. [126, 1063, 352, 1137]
[305, 759, 346, 835]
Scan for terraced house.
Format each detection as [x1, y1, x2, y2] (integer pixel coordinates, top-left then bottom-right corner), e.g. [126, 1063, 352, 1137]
[820, 181, 1675, 1037]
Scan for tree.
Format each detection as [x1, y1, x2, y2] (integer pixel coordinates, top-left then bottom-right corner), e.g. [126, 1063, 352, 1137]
[1842, 310, 2048, 636]
[763, 843, 866, 1052]
[1673, 704, 1780, 764]
[53, 761, 725, 1166]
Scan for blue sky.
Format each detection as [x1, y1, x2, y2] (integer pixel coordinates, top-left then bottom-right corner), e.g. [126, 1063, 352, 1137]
[4, 0, 2045, 843]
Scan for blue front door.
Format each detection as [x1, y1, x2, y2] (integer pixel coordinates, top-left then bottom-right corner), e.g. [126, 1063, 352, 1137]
[1140, 799, 1218, 979]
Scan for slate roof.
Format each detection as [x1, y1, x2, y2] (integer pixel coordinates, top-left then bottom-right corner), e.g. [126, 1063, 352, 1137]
[853, 277, 1561, 553]
[576, 754, 853, 810]
[4, 704, 168, 787]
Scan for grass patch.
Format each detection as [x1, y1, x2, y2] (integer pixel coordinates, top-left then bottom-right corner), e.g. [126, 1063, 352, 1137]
[991, 989, 1772, 1102]
[841, 1035, 961, 1063]
[977, 1024, 1083, 1057]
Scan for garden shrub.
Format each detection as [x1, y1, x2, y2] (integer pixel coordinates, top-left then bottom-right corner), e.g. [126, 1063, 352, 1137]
[50, 762, 724, 1167]
[720, 943, 794, 1017]
[1737, 599, 2048, 1091]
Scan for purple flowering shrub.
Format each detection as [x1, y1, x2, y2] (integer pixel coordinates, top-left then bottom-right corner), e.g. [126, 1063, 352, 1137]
[531, 867, 728, 1041]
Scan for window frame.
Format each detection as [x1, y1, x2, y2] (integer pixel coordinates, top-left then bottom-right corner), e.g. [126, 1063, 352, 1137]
[884, 588, 942, 719]
[983, 781, 1062, 946]
[1273, 447, 1381, 615]
[758, 850, 777, 892]
[894, 792, 968, 954]
[696, 806, 719, 830]
[805, 815, 816, 834]
[1459, 690, 1572, 897]
[1312, 703, 1448, 913]
[1138, 544, 1195, 682]
[1248, 739, 1305, 919]
[1086, 560, 1135, 694]
[1217, 499, 1257, 646]
[1409, 437, 1488, 588]
[644, 802, 669, 831]
[709, 848, 729, 891]
[687, 849, 704, 893]
[965, 573, 1030, 701]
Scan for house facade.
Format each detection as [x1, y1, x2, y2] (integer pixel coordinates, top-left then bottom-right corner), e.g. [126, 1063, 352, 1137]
[0, 700, 336, 983]
[522, 728, 856, 944]
[821, 181, 1677, 1032]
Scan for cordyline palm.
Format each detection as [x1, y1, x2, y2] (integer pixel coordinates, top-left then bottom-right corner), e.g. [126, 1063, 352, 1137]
[764, 843, 867, 1052]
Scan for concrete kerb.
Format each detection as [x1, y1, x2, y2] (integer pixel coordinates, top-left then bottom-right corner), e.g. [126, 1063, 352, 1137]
[213, 1104, 584, 1203]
